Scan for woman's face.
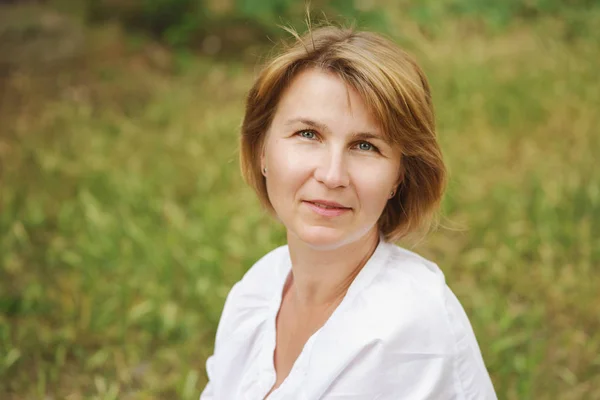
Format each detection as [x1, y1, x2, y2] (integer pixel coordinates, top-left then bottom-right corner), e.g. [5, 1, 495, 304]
[262, 68, 402, 250]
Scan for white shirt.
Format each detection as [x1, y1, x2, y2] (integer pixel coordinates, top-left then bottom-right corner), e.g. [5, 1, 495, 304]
[200, 240, 497, 399]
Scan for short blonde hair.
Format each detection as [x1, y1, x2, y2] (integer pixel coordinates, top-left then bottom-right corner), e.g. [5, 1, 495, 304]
[240, 25, 446, 242]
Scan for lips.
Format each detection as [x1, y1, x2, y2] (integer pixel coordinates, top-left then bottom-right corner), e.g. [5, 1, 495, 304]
[303, 199, 351, 217]
[305, 200, 350, 209]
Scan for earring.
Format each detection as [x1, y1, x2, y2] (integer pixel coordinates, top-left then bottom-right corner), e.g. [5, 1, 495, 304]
[390, 190, 395, 198]
[263, 167, 267, 175]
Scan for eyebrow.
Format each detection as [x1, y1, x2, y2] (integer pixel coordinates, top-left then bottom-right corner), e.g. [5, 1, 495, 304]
[285, 118, 328, 132]
[285, 118, 390, 145]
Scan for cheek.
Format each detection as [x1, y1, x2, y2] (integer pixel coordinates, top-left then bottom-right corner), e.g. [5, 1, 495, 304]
[352, 166, 398, 212]
[359, 183, 391, 211]
[265, 140, 312, 203]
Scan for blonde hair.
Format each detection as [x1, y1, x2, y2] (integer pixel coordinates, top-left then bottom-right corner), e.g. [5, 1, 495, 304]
[240, 25, 446, 242]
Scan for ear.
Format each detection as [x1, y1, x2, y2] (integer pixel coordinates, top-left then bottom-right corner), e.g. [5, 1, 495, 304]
[260, 148, 266, 176]
[394, 164, 405, 188]
[260, 129, 272, 176]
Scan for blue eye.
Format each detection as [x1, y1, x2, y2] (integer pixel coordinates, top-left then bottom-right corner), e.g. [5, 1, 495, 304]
[298, 130, 316, 139]
[357, 142, 376, 151]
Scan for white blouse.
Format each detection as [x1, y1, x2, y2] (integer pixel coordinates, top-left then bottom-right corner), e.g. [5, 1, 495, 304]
[200, 240, 497, 399]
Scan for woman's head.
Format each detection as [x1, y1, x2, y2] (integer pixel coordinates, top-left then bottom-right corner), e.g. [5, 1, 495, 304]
[240, 25, 446, 246]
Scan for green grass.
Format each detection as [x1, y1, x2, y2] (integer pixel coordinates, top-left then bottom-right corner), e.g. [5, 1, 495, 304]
[1, 7, 600, 400]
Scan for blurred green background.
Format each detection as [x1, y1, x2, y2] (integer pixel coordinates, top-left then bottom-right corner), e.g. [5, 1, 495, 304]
[1, 0, 599, 398]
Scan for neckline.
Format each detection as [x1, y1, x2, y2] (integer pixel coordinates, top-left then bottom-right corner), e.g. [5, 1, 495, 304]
[260, 237, 391, 399]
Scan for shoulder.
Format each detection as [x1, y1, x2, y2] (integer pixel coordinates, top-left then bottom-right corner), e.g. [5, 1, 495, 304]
[225, 243, 290, 308]
[382, 242, 447, 298]
[236, 244, 290, 295]
[213, 245, 289, 344]
[372, 242, 449, 315]
[353, 242, 496, 396]
[379, 244, 477, 343]
[353, 242, 454, 352]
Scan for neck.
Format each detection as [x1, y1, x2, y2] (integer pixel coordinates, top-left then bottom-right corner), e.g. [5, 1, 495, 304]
[285, 228, 380, 309]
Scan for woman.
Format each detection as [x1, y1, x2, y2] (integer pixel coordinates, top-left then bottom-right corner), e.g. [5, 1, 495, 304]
[201, 25, 497, 399]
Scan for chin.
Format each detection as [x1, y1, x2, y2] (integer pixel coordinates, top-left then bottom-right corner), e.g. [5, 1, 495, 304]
[292, 223, 372, 251]
[292, 224, 349, 250]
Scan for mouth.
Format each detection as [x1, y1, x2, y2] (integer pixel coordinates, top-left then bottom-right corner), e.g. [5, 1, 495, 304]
[304, 200, 351, 209]
[303, 200, 352, 217]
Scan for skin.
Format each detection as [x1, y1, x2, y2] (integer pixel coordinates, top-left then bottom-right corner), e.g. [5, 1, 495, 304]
[260, 68, 403, 395]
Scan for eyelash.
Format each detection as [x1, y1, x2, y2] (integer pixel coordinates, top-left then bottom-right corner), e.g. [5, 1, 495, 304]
[295, 130, 380, 153]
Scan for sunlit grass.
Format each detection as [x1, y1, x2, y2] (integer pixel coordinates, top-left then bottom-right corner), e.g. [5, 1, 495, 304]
[1, 10, 599, 400]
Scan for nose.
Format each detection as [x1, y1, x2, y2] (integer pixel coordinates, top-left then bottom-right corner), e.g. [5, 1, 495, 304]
[313, 147, 350, 189]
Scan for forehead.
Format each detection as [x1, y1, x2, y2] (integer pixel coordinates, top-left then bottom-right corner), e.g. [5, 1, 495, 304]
[273, 68, 381, 132]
